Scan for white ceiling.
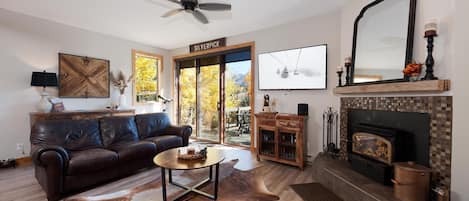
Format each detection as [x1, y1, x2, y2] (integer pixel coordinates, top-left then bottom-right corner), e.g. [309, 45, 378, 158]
[0, 0, 347, 49]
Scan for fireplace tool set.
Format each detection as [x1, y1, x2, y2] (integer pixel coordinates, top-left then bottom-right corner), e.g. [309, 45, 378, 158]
[323, 107, 340, 157]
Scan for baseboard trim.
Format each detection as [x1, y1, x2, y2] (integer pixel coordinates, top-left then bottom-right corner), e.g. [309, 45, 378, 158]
[15, 156, 32, 167]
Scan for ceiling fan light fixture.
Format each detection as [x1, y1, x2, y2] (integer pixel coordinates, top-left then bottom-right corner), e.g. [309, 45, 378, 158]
[160, 0, 230, 24]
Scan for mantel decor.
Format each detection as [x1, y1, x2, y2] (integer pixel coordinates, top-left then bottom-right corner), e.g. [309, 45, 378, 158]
[422, 19, 439, 80]
[59, 53, 110, 98]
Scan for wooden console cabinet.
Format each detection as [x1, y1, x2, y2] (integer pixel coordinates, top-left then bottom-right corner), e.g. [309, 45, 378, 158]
[255, 113, 306, 169]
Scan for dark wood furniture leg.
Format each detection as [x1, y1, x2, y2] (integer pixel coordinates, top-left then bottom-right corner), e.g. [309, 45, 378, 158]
[169, 169, 173, 183]
[161, 167, 167, 201]
[209, 165, 213, 181]
[214, 163, 219, 200]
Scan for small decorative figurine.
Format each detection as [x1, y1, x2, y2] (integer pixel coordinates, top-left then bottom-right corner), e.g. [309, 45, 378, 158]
[263, 94, 271, 112]
[199, 147, 208, 159]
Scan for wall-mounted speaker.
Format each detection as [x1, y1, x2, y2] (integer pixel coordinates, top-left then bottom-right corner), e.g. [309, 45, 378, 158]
[298, 103, 308, 116]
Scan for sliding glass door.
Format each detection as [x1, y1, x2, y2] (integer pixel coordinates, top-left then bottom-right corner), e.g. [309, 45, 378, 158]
[198, 64, 220, 142]
[224, 60, 251, 146]
[177, 48, 252, 146]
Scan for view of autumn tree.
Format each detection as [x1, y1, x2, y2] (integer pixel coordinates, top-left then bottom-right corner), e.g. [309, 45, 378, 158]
[179, 68, 196, 127]
[135, 56, 158, 102]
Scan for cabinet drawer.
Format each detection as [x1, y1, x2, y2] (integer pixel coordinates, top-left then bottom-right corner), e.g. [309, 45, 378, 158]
[277, 120, 300, 128]
[259, 119, 276, 127]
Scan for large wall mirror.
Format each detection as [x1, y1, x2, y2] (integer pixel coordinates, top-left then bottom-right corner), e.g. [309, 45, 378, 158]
[351, 0, 417, 84]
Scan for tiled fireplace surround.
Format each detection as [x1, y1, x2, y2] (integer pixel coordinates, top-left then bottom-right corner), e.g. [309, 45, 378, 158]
[339, 96, 453, 188]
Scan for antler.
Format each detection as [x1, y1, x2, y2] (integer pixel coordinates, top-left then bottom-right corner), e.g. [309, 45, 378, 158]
[127, 73, 135, 83]
[110, 71, 121, 86]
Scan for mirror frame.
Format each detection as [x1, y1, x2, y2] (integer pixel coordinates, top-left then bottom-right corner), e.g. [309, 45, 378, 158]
[350, 0, 417, 85]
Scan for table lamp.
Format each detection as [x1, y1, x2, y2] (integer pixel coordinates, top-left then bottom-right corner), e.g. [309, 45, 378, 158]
[31, 71, 58, 112]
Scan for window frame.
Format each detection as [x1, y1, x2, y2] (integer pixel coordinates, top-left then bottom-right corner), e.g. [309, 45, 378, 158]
[132, 49, 163, 106]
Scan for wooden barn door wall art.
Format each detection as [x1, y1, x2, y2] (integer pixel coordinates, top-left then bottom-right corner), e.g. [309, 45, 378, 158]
[58, 53, 110, 98]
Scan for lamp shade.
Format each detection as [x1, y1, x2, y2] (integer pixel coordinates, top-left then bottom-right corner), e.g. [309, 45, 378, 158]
[31, 71, 58, 87]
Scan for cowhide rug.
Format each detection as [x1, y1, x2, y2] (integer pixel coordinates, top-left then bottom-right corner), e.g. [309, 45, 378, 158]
[65, 159, 279, 201]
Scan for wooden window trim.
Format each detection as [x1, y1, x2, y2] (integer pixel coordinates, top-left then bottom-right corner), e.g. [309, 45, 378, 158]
[132, 49, 164, 106]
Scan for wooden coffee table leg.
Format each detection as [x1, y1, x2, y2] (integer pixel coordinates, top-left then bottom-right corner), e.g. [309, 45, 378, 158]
[161, 167, 167, 201]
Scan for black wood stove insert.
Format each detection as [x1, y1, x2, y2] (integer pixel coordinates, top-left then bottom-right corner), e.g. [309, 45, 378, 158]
[347, 109, 430, 185]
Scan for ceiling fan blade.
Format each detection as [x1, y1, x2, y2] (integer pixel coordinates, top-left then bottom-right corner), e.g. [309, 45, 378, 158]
[162, 9, 184, 17]
[193, 10, 209, 24]
[166, 0, 181, 5]
[198, 3, 231, 11]
[144, 0, 176, 9]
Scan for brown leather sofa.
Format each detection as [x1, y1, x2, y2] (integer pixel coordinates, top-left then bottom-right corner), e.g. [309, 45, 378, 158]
[30, 113, 192, 201]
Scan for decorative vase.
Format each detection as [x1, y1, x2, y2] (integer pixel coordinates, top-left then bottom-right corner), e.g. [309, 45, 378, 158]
[119, 94, 127, 109]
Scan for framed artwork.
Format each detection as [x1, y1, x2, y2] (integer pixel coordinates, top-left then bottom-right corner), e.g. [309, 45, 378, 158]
[58, 53, 110, 98]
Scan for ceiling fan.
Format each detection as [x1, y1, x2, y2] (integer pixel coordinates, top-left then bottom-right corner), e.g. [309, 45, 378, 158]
[161, 0, 231, 24]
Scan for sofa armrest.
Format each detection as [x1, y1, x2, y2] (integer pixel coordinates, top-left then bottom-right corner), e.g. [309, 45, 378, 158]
[31, 145, 69, 168]
[160, 125, 193, 146]
[31, 145, 69, 201]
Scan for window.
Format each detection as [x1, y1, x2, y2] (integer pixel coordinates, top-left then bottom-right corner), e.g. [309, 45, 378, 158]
[132, 50, 163, 104]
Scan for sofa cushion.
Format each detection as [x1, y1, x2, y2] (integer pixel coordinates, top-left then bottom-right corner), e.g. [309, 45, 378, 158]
[99, 116, 139, 147]
[135, 113, 171, 139]
[145, 135, 183, 153]
[31, 119, 103, 151]
[67, 148, 118, 175]
[108, 141, 157, 162]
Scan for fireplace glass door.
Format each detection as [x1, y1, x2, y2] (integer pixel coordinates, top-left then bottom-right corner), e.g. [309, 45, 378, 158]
[352, 132, 392, 164]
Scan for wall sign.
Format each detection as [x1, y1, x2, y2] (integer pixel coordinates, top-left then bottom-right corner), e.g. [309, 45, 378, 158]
[58, 53, 110, 98]
[190, 38, 226, 53]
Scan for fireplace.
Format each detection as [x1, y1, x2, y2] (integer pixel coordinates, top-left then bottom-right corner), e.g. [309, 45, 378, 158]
[347, 109, 430, 185]
[350, 124, 408, 165]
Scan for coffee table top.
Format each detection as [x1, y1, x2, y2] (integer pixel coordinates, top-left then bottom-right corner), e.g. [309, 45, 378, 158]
[153, 147, 225, 170]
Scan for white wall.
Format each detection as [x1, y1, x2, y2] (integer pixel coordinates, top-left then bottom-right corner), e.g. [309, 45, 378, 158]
[171, 12, 341, 160]
[0, 9, 172, 160]
[450, 0, 469, 200]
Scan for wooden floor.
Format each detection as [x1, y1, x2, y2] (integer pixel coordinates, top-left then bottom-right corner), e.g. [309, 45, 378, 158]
[0, 147, 314, 201]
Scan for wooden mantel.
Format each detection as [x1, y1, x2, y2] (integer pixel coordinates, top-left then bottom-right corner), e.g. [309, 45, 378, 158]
[333, 80, 450, 94]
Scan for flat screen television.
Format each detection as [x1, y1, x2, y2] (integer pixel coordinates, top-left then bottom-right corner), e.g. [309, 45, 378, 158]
[258, 44, 327, 90]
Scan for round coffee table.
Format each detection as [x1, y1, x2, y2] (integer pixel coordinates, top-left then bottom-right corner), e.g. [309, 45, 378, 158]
[153, 147, 225, 201]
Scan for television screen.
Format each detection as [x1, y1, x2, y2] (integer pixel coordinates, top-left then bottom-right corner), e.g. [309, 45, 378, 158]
[258, 45, 327, 90]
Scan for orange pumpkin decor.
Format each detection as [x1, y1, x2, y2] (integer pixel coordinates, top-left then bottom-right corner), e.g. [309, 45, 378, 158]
[403, 63, 423, 77]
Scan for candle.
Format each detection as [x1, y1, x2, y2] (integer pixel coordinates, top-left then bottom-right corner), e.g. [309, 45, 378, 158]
[337, 66, 343, 72]
[425, 19, 438, 35]
[425, 19, 438, 33]
[345, 57, 352, 64]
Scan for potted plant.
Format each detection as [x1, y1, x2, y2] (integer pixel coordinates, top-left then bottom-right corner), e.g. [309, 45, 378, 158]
[403, 63, 423, 82]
